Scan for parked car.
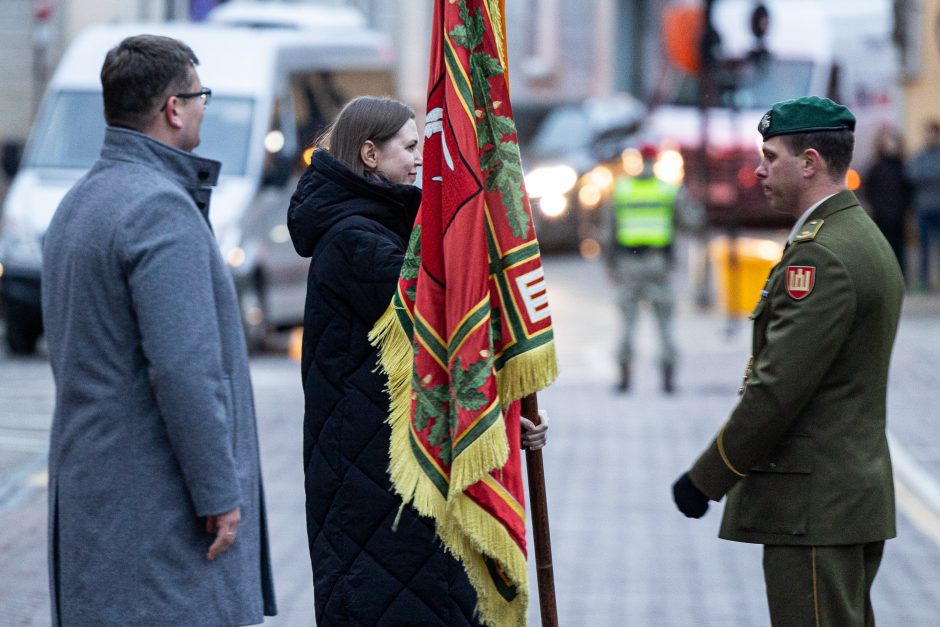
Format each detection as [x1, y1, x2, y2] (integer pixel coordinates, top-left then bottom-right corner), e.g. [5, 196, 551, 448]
[521, 94, 646, 255]
[0, 11, 396, 354]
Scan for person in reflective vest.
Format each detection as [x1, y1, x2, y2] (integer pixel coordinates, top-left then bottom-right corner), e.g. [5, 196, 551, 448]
[606, 143, 681, 393]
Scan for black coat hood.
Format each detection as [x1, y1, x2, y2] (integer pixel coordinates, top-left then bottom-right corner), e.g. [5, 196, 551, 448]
[287, 148, 421, 257]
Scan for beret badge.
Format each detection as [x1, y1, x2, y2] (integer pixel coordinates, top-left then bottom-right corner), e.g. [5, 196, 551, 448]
[759, 113, 772, 132]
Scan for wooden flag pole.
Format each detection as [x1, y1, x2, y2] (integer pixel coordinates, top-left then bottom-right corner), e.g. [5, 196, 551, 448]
[521, 393, 558, 627]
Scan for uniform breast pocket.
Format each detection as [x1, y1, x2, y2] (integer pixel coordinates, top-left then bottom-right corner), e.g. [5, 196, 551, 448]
[738, 434, 814, 536]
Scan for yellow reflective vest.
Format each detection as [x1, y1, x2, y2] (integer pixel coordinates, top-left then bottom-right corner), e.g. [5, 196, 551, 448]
[612, 176, 678, 248]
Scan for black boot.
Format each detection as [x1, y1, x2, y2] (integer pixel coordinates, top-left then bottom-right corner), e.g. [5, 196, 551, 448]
[617, 363, 631, 393]
[662, 364, 675, 394]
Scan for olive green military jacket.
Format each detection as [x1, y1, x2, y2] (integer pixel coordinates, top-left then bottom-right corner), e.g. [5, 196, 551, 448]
[690, 190, 904, 546]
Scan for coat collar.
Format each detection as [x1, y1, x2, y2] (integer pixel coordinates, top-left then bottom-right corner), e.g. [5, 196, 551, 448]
[100, 126, 221, 216]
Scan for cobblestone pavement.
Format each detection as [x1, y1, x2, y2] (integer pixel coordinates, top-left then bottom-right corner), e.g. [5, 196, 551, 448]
[1, 255, 940, 626]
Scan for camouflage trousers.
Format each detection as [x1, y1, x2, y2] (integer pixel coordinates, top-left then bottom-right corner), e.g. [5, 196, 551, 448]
[612, 249, 676, 368]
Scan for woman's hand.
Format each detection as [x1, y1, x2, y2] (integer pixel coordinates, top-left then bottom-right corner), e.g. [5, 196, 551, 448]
[521, 409, 549, 451]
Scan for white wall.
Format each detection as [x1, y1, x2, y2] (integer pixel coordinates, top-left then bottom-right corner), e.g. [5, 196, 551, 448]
[0, 0, 176, 143]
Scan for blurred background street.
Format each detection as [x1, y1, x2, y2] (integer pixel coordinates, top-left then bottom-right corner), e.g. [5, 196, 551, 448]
[3, 0, 940, 625]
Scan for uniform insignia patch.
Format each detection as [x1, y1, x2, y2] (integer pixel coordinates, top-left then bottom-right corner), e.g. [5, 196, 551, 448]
[760, 112, 772, 131]
[785, 266, 815, 300]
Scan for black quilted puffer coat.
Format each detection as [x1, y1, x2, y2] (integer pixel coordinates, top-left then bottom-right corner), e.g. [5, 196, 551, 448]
[287, 149, 482, 626]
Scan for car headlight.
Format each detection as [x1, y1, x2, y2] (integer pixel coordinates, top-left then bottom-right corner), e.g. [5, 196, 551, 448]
[217, 225, 250, 271]
[538, 194, 568, 218]
[654, 149, 684, 185]
[226, 246, 247, 268]
[578, 184, 602, 209]
[524, 165, 578, 199]
[587, 165, 614, 193]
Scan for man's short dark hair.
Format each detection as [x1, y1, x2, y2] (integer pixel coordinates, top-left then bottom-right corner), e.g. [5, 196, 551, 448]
[781, 129, 854, 181]
[101, 35, 198, 131]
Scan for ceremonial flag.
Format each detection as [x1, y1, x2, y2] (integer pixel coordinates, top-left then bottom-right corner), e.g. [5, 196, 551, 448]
[369, 0, 558, 624]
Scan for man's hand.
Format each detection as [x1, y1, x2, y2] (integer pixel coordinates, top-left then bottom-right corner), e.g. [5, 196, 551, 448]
[672, 472, 709, 518]
[205, 507, 241, 560]
[521, 409, 549, 450]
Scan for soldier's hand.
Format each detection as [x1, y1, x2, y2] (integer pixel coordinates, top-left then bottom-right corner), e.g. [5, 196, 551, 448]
[672, 472, 709, 519]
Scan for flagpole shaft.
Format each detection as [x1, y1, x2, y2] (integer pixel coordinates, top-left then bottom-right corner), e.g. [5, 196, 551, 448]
[522, 393, 558, 627]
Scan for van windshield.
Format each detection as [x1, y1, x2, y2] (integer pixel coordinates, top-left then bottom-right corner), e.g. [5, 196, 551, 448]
[26, 90, 255, 176]
[671, 58, 814, 110]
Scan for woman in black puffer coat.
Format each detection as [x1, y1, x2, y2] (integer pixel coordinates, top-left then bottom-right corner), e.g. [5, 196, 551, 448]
[287, 96, 482, 626]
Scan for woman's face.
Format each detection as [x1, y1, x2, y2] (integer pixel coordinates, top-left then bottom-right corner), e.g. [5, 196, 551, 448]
[372, 118, 422, 185]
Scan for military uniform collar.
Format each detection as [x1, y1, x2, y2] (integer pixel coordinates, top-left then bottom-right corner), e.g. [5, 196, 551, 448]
[806, 189, 859, 222]
[788, 193, 835, 243]
[785, 190, 858, 246]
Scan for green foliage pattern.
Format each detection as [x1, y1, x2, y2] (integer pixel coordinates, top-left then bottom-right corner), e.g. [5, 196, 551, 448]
[450, 0, 530, 239]
[413, 352, 494, 466]
[401, 226, 421, 301]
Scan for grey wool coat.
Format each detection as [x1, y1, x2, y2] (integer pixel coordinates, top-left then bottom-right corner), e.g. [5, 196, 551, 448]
[42, 127, 276, 626]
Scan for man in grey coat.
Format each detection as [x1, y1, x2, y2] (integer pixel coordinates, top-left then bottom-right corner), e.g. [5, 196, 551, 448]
[41, 35, 276, 625]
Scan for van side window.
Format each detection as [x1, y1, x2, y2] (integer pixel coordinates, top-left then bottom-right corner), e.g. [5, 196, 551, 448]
[293, 71, 344, 153]
[262, 98, 292, 187]
[290, 69, 396, 170]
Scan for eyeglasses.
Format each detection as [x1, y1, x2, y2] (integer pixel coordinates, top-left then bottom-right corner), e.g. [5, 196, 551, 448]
[159, 87, 212, 111]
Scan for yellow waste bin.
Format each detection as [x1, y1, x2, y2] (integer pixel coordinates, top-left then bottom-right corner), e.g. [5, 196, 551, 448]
[709, 236, 784, 316]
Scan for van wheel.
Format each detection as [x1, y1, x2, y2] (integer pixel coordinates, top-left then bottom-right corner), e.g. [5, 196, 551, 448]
[239, 276, 268, 354]
[4, 307, 42, 355]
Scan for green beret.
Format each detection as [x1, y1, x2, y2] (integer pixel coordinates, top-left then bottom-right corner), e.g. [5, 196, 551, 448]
[758, 96, 856, 140]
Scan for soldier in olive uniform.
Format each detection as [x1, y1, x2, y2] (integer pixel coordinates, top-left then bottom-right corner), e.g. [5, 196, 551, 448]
[672, 97, 904, 626]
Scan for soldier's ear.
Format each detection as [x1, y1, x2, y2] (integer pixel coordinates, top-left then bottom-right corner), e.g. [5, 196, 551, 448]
[801, 148, 825, 178]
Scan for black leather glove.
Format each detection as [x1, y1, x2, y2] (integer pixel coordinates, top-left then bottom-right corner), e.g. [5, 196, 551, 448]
[672, 472, 709, 519]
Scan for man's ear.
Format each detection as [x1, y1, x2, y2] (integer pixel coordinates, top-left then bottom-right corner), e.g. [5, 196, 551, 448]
[360, 140, 377, 170]
[163, 97, 184, 130]
[801, 148, 824, 178]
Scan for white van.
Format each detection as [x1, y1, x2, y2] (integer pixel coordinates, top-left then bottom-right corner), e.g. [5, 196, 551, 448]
[0, 16, 395, 353]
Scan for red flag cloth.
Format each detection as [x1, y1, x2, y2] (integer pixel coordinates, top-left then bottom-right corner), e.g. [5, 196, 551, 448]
[370, 1, 557, 625]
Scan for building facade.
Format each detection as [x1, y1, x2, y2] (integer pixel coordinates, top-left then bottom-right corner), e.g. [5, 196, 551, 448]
[899, 0, 940, 151]
[0, 0, 679, 152]
[0, 0, 192, 144]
